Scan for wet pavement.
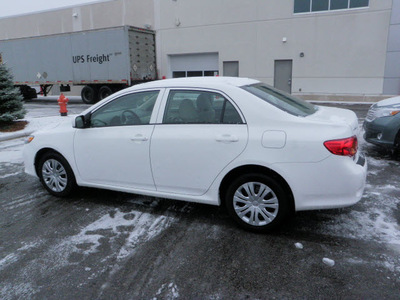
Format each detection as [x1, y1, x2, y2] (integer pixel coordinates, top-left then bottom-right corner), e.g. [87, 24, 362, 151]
[0, 101, 399, 299]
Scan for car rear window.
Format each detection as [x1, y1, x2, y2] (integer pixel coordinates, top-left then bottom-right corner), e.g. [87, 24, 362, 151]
[242, 83, 317, 117]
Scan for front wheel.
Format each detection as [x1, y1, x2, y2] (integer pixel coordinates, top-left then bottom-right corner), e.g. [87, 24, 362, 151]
[225, 174, 290, 232]
[38, 152, 77, 197]
[393, 130, 400, 157]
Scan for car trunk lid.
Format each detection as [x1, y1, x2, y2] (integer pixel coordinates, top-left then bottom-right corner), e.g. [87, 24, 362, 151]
[306, 105, 359, 136]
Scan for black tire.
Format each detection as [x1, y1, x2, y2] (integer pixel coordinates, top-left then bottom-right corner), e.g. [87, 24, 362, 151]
[98, 85, 113, 100]
[393, 130, 400, 157]
[225, 173, 290, 233]
[19, 85, 32, 100]
[29, 87, 37, 99]
[38, 152, 77, 197]
[81, 85, 98, 104]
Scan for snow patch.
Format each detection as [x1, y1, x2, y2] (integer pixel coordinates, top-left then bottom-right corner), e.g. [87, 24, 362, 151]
[0, 142, 24, 164]
[0, 171, 21, 179]
[40, 208, 177, 276]
[3, 192, 46, 211]
[64, 209, 174, 258]
[0, 242, 41, 272]
[154, 282, 180, 300]
[1, 282, 36, 300]
[317, 199, 400, 246]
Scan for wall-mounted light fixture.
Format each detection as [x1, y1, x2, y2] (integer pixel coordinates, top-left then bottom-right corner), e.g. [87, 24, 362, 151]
[300, 52, 305, 57]
[282, 37, 287, 43]
[72, 13, 78, 18]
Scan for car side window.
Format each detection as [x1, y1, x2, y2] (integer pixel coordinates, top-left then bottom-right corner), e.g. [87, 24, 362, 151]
[90, 90, 159, 127]
[163, 90, 243, 124]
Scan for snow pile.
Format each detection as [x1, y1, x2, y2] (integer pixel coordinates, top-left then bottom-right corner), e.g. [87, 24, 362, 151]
[322, 258, 335, 267]
[0, 115, 69, 164]
[295, 242, 304, 249]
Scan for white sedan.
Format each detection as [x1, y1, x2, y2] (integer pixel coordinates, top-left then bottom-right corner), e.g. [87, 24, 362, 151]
[23, 77, 367, 232]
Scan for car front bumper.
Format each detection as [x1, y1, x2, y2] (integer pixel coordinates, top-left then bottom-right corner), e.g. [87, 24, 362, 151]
[363, 115, 400, 149]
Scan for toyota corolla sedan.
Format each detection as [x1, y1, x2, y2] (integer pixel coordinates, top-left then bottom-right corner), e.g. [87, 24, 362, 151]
[364, 96, 400, 151]
[23, 77, 367, 232]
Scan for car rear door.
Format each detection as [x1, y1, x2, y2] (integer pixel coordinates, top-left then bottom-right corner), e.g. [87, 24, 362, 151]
[150, 89, 248, 196]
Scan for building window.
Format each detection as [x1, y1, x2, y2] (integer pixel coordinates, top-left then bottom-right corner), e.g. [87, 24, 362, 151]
[294, 0, 311, 13]
[330, 0, 348, 10]
[349, 0, 369, 8]
[172, 71, 219, 78]
[172, 71, 186, 78]
[312, 0, 329, 12]
[294, 0, 369, 13]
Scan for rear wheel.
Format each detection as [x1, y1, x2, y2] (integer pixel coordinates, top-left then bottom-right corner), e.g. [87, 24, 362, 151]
[99, 85, 113, 100]
[38, 152, 76, 197]
[28, 87, 37, 99]
[225, 173, 290, 232]
[81, 85, 98, 104]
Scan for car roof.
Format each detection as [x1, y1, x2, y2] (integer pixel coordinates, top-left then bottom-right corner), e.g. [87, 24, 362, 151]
[81, 77, 261, 116]
[131, 76, 260, 90]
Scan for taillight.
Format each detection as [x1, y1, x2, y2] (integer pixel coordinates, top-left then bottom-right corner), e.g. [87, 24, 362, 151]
[324, 136, 358, 157]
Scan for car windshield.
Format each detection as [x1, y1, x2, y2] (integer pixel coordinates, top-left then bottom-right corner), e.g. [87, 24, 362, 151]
[242, 83, 317, 117]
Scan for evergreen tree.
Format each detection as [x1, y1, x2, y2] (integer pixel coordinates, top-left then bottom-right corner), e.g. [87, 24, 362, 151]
[0, 63, 26, 124]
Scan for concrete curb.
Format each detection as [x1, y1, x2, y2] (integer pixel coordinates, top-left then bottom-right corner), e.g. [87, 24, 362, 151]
[308, 100, 374, 105]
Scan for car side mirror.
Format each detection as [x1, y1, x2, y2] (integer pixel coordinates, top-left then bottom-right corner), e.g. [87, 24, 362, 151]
[74, 116, 85, 128]
[74, 113, 92, 128]
[75, 112, 93, 127]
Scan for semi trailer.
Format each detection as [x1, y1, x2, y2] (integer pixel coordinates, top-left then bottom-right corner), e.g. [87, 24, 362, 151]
[0, 26, 157, 103]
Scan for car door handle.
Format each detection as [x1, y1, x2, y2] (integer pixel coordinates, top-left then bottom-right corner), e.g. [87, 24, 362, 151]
[130, 135, 148, 142]
[216, 134, 239, 143]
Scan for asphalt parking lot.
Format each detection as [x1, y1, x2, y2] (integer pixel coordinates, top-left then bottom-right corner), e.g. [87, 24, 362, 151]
[0, 100, 399, 299]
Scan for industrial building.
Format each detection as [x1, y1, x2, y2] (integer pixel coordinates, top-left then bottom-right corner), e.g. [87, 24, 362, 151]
[0, 0, 399, 100]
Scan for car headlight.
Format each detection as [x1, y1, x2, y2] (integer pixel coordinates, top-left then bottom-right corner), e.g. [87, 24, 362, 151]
[367, 106, 400, 122]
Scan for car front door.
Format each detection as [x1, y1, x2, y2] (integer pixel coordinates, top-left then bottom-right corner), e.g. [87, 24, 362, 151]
[150, 89, 248, 196]
[73, 89, 163, 190]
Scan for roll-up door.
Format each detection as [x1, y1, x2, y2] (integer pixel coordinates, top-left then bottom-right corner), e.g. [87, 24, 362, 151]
[169, 53, 219, 78]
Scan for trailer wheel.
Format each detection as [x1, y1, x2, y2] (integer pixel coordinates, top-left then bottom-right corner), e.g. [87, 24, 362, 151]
[99, 85, 113, 100]
[29, 87, 37, 99]
[81, 85, 98, 104]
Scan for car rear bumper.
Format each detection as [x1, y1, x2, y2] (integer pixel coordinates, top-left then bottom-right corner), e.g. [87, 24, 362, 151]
[275, 152, 368, 211]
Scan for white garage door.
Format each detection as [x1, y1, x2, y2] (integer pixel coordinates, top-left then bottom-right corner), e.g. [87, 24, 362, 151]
[169, 53, 219, 78]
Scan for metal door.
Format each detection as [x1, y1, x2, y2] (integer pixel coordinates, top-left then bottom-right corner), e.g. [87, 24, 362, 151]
[223, 61, 239, 77]
[274, 60, 292, 94]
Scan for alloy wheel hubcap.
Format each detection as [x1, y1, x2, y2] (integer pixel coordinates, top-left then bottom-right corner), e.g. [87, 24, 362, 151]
[233, 182, 279, 226]
[42, 159, 68, 192]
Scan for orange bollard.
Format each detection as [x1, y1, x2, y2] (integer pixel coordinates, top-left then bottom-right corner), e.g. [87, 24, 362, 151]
[58, 93, 69, 116]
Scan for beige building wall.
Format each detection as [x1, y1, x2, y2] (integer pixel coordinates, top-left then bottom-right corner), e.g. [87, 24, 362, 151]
[156, 0, 393, 96]
[0, 0, 396, 97]
[0, 0, 154, 39]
